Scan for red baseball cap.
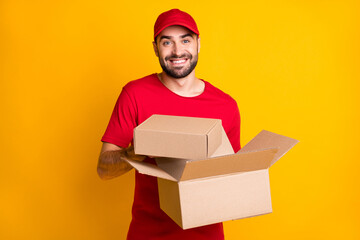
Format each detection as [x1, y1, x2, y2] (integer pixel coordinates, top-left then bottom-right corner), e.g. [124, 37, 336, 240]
[154, 9, 199, 40]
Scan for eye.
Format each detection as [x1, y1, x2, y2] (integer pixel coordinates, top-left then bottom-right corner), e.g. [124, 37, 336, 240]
[162, 41, 171, 46]
[183, 39, 190, 43]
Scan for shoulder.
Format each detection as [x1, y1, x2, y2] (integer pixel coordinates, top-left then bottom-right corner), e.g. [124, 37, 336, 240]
[203, 80, 238, 107]
[123, 73, 159, 93]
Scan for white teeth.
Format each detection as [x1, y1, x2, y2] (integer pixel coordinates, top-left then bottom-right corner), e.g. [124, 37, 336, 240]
[173, 60, 185, 64]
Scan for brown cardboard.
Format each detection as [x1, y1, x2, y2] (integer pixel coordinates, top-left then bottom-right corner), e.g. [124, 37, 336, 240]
[239, 130, 299, 166]
[134, 115, 222, 160]
[179, 148, 278, 181]
[129, 115, 299, 229]
[158, 169, 272, 229]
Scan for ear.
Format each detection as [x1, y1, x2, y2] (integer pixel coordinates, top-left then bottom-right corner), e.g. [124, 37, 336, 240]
[153, 41, 159, 57]
[197, 37, 201, 53]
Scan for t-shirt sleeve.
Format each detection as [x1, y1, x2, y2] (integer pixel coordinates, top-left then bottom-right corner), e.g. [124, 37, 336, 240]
[101, 87, 137, 148]
[228, 101, 241, 152]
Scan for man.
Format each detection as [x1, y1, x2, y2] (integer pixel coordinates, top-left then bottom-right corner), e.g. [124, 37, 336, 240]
[97, 9, 241, 240]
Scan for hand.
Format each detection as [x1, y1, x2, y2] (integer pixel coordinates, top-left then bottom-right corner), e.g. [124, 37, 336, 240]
[124, 145, 147, 161]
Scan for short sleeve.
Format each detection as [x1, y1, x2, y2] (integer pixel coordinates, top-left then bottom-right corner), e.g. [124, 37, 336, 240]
[101, 88, 137, 148]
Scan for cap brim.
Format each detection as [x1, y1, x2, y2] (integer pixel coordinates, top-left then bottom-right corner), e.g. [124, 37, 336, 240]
[154, 23, 199, 39]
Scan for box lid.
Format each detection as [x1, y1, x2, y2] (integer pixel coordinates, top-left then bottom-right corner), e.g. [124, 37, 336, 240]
[239, 130, 299, 166]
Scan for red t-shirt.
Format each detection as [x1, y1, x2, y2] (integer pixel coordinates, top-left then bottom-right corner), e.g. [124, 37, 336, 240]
[102, 73, 241, 240]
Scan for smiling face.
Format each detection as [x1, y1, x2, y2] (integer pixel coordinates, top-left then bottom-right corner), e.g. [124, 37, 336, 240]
[153, 25, 200, 79]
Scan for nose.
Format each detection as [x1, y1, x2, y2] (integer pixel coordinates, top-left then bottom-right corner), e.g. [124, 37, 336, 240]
[172, 42, 182, 57]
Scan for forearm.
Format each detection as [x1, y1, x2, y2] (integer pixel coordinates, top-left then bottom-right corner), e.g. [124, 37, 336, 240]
[97, 149, 133, 180]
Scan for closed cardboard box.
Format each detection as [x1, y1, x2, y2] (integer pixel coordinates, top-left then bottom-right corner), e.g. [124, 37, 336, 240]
[134, 115, 222, 160]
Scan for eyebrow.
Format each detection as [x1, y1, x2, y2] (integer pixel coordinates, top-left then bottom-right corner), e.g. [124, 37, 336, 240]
[159, 33, 195, 41]
[180, 33, 194, 39]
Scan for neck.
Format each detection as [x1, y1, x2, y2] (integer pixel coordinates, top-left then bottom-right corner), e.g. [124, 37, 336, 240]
[158, 71, 205, 97]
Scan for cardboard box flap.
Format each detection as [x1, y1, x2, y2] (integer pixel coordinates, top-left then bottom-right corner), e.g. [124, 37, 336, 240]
[179, 148, 279, 181]
[136, 114, 221, 135]
[239, 130, 299, 166]
[210, 128, 235, 157]
[125, 159, 177, 181]
[156, 157, 188, 181]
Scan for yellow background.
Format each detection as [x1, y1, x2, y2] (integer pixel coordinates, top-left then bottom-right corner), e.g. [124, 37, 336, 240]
[1, 0, 359, 239]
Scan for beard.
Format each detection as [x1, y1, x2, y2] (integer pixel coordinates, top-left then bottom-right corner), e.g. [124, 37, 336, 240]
[159, 52, 198, 79]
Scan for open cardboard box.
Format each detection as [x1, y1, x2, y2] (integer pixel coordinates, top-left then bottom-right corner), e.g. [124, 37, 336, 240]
[128, 115, 299, 229]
